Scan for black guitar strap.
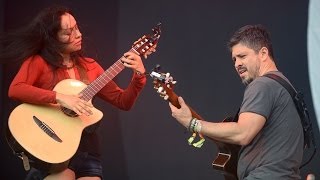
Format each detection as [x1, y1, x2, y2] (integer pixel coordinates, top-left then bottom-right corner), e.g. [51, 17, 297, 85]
[263, 73, 316, 168]
[234, 108, 240, 122]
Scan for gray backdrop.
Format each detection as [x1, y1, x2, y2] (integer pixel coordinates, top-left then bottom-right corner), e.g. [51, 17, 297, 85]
[0, 0, 318, 179]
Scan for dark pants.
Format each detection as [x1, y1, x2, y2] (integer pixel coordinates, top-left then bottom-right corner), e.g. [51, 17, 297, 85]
[25, 151, 103, 180]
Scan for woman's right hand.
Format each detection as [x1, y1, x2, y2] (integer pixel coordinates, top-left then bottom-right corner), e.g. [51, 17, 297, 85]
[55, 93, 93, 116]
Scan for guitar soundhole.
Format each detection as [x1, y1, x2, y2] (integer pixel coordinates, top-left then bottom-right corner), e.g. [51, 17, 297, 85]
[61, 107, 78, 117]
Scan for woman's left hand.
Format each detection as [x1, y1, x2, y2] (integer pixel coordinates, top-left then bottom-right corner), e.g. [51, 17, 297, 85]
[121, 51, 146, 74]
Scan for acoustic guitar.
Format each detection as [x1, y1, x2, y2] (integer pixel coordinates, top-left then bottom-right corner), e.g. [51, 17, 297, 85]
[149, 66, 240, 180]
[8, 23, 161, 164]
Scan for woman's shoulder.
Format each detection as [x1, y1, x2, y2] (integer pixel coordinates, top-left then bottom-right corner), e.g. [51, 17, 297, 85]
[25, 55, 45, 62]
[23, 55, 48, 67]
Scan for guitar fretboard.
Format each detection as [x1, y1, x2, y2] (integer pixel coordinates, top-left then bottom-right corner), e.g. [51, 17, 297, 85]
[80, 48, 138, 101]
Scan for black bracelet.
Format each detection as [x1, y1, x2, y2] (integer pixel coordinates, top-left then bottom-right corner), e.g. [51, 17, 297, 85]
[188, 117, 195, 132]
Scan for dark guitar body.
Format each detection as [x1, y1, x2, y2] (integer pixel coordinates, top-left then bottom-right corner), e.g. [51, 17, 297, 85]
[212, 117, 241, 180]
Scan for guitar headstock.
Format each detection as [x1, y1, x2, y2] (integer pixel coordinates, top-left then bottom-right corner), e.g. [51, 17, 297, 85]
[132, 22, 161, 59]
[149, 65, 177, 101]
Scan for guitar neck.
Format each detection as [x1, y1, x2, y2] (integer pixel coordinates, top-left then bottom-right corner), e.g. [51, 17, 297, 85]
[80, 59, 124, 101]
[167, 91, 204, 120]
[80, 49, 138, 101]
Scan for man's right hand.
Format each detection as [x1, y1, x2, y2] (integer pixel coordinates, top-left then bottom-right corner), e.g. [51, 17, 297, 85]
[169, 96, 193, 128]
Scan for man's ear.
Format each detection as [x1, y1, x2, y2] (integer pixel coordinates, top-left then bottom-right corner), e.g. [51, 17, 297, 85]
[259, 47, 269, 61]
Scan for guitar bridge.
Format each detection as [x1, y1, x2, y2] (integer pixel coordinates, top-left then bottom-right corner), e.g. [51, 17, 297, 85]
[212, 152, 231, 168]
[61, 106, 78, 117]
[33, 116, 62, 143]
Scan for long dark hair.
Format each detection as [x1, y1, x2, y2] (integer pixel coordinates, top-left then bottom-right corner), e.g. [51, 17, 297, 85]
[0, 5, 85, 68]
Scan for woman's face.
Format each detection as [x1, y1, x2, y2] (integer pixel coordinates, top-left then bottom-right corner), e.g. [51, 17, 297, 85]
[57, 13, 82, 54]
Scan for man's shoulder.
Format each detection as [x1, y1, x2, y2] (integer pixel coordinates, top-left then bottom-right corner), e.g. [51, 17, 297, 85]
[248, 76, 275, 90]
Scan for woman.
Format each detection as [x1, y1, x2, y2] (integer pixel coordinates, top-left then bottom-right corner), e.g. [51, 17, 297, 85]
[1, 5, 149, 180]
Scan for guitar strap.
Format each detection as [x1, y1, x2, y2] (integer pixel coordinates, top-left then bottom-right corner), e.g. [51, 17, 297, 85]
[4, 124, 54, 171]
[4, 127, 31, 171]
[234, 108, 240, 122]
[263, 73, 316, 168]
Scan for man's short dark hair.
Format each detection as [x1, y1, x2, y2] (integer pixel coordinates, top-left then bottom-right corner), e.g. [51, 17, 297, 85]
[228, 24, 275, 60]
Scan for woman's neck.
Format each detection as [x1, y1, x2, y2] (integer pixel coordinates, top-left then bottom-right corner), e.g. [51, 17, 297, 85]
[61, 55, 74, 68]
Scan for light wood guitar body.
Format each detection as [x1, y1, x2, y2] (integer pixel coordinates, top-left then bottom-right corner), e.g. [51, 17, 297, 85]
[8, 79, 103, 163]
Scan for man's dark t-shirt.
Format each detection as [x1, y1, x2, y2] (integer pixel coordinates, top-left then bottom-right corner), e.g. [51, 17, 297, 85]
[238, 72, 304, 180]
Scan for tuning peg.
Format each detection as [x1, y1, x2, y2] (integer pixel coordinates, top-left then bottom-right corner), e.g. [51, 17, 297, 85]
[153, 64, 161, 72]
[153, 84, 160, 89]
[152, 22, 162, 35]
[157, 86, 164, 93]
[164, 95, 169, 100]
[159, 91, 167, 97]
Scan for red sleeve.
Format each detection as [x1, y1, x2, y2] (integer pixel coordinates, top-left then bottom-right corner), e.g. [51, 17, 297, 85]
[97, 70, 147, 111]
[8, 56, 57, 104]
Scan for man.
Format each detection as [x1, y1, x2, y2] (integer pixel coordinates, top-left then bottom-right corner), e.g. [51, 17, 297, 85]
[169, 24, 304, 179]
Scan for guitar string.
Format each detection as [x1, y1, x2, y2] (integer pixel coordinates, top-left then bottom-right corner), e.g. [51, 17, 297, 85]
[80, 52, 128, 101]
[81, 60, 124, 101]
[80, 38, 151, 102]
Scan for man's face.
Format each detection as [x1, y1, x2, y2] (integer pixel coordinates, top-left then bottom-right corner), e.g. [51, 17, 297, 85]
[231, 43, 260, 85]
